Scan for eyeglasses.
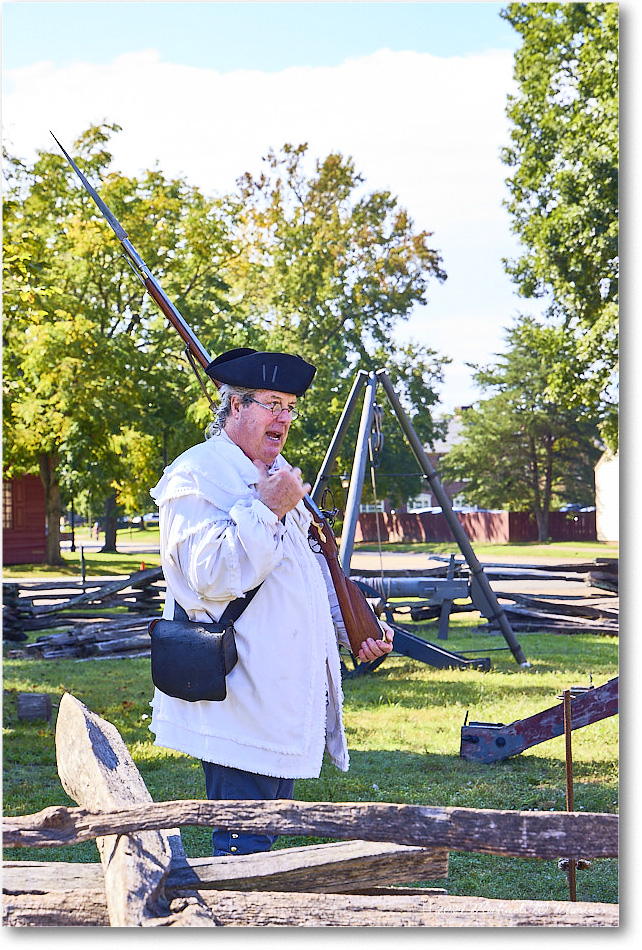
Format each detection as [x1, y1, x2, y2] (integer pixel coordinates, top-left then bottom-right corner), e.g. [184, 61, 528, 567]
[248, 398, 300, 421]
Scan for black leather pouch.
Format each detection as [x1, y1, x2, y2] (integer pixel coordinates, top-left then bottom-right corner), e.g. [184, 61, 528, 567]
[149, 609, 237, 702]
[149, 588, 259, 702]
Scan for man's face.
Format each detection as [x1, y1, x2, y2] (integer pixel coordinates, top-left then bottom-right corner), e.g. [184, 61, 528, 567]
[225, 389, 298, 465]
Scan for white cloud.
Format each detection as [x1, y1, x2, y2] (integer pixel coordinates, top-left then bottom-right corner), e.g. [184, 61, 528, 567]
[3, 47, 525, 411]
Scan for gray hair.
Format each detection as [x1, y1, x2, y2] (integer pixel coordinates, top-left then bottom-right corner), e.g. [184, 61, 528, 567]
[206, 383, 256, 439]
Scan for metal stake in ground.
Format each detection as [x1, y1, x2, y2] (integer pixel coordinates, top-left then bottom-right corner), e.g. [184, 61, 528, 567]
[563, 689, 577, 902]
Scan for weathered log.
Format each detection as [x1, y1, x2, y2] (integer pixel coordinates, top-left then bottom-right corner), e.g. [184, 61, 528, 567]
[166, 839, 448, 894]
[2, 862, 445, 899]
[588, 571, 618, 593]
[3, 889, 109, 927]
[501, 604, 618, 629]
[498, 621, 618, 636]
[92, 634, 151, 654]
[481, 560, 614, 575]
[3, 860, 105, 892]
[3, 798, 618, 861]
[3, 841, 448, 896]
[54, 692, 216, 927]
[484, 570, 580, 582]
[9, 616, 73, 633]
[496, 591, 619, 621]
[2, 888, 618, 927]
[31, 567, 163, 615]
[197, 890, 620, 927]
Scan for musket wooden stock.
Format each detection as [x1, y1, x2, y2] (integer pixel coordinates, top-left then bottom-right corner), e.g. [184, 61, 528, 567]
[307, 504, 384, 658]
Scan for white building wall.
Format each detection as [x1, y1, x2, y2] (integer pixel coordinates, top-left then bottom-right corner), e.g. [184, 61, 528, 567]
[595, 451, 619, 543]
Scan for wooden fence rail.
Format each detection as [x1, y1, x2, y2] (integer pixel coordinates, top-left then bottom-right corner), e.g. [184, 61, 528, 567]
[2, 693, 619, 928]
[3, 798, 618, 862]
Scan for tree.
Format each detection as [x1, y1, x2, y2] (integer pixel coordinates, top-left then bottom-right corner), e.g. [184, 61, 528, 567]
[4, 131, 450, 565]
[440, 316, 602, 540]
[3, 126, 238, 561]
[500, 2, 618, 449]
[227, 144, 448, 482]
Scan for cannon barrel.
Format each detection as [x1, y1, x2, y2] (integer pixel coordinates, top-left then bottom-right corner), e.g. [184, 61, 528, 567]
[352, 576, 469, 602]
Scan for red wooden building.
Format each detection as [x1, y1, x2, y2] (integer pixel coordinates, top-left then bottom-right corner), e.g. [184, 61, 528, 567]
[3, 475, 47, 565]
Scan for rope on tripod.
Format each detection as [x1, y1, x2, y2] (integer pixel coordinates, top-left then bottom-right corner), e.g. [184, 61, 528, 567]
[369, 404, 385, 582]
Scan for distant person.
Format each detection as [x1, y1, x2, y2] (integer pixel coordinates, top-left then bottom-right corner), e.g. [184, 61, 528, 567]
[148, 348, 393, 855]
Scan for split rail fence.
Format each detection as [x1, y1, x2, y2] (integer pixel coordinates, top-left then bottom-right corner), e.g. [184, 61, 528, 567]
[2, 693, 618, 927]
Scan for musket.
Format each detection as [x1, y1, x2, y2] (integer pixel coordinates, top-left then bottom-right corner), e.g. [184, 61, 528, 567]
[52, 133, 387, 659]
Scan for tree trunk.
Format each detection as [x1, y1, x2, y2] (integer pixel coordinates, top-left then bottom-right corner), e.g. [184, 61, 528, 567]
[528, 433, 551, 542]
[534, 508, 549, 542]
[39, 452, 65, 567]
[100, 493, 118, 553]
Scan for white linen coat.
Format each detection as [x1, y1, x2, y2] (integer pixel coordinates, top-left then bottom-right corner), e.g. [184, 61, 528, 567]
[148, 430, 350, 778]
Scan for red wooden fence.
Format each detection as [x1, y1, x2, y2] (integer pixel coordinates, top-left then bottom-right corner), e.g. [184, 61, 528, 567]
[355, 510, 597, 545]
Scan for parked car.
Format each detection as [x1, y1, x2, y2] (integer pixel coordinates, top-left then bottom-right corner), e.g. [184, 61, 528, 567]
[143, 512, 160, 524]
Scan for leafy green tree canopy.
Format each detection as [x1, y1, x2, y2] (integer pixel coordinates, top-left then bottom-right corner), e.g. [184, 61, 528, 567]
[3, 128, 450, 562]
[3, 125, 239, 557]
[501, 2, 618, 449]
[228, 143, 448, 480]
[440, 315, 602, 540]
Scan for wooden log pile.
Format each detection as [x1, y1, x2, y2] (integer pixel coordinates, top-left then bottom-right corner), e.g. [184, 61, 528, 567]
[493, 593, 619, 636]
[360, 557, 619, 636]
[3, 567, 164, 655]
[2, 693, 619, 927]
[480, 558, 618, 635]
[21, 616, 155, 660]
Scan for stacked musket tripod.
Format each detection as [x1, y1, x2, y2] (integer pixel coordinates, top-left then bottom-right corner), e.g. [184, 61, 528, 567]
[311, 369, 529, 670]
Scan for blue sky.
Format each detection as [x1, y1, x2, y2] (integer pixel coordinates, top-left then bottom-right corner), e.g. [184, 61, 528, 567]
[2, 2, 519, 73]
[2, 2, 632, 420]
[0, 1, 545, 414]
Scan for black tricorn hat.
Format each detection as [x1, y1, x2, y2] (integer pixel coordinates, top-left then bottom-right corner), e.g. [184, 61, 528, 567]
[205, 348, 316, 397]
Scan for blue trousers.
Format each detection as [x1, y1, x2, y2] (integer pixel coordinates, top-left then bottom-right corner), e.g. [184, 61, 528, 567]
[201, 760, 294, 856]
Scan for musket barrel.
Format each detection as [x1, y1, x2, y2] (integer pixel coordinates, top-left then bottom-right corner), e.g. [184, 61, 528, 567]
[143, 274, 212, 369]
[52, 132, 385, 660]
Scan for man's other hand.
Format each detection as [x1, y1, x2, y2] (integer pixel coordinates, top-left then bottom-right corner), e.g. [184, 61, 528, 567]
[358, 622, 394, 662]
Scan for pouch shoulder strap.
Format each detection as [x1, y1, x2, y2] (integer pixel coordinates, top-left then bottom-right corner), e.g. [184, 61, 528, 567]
[219, 583, 262, 624]
[173, 583, 263, 624]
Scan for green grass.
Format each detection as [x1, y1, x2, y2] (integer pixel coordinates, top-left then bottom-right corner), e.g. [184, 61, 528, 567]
[3, 528, 161, 579]
[3, 619, 618, 904]
[353, 540, 618, 560]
